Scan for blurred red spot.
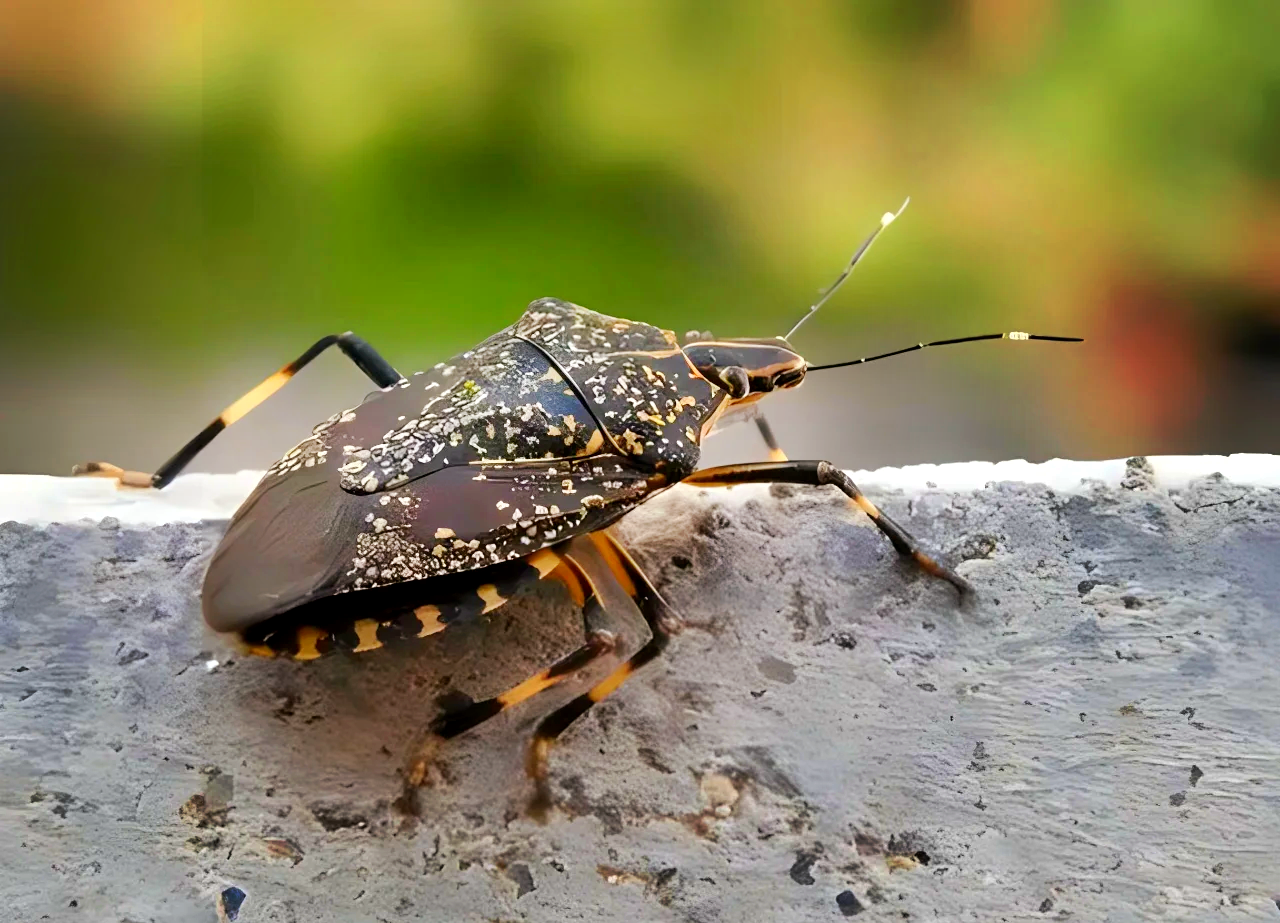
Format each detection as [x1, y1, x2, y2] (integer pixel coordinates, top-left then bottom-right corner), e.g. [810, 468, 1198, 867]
[1100, 282, 1203, 438]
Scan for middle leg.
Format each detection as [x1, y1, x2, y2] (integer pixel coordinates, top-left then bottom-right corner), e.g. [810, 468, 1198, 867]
[421, 549, 620, 746]
[406, 536, 655, 791]
[524, 531, 682, 818]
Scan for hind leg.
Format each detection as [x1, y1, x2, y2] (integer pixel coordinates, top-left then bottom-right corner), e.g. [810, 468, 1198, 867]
[73, 332, 401, 488]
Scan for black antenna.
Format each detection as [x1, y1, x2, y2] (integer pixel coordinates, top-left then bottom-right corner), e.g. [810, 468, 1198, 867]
[808, 331, 1084, 372]
[785, 197, 910, 341]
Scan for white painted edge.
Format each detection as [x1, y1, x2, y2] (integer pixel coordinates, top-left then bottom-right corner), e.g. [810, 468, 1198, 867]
[2, 455, 1276, 526]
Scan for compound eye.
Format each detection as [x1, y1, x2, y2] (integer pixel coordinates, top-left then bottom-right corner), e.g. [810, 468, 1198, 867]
[721, 366, 750, 399]
[775, 367, 805, 388]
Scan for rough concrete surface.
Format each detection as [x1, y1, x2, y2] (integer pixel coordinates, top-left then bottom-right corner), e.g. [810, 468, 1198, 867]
[2, 461, 1279, 922]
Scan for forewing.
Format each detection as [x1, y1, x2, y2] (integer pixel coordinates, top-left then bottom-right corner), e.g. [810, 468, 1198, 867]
[205, 449, 655, 632]
[340, 453, 655, 593]
[301, 330, 607, 495]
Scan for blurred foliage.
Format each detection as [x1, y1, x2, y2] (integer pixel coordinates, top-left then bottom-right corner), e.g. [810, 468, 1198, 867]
[1, 0, 1278, 465]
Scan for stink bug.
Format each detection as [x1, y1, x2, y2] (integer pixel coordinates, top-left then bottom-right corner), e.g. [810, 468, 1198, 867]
[74, 202, 1080, 815]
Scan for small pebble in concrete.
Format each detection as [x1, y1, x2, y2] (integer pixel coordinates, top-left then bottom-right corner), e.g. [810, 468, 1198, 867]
[1121, 456, 1156, 491]
[217, 886, 246, 922]
[699, 772, 739, 816]
[836, 890, 864, 915]
[117, 648, 148, 666]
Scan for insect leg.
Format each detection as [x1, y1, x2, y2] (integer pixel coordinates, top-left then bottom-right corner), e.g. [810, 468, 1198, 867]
[406, 547, 626, 786]
[587, 531, 683, 635]
[525, 532, 680, 819]
[685, 460, 971, 594]
[751, 415, 954, 576]
[73, 333, 402, 489]
[752, 412, 789, 462]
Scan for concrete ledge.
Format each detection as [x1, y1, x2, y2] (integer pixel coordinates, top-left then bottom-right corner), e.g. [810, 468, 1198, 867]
[1, 457, 1278, 920]
[5, 454, 1279, 525]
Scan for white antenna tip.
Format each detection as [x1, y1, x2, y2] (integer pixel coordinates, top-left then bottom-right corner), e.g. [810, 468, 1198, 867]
[1008, 331, 1030, 340]
[881, 196, 910, 228]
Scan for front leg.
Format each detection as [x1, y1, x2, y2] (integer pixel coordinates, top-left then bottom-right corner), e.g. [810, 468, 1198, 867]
[746, 410, 789, 463]
[685, 461, 971, 595]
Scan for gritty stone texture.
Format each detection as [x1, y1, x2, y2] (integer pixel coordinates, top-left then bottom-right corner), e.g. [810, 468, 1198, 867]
[2, 470, 1279, 921]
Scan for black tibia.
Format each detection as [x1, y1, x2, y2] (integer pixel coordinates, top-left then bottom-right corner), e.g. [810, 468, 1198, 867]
[428, 629, 617, 740]
[424, 548, 620, 744]
[753, 413, 788, 462]
[526, 531, 681, 818]
[685, 461, 971, 595]
[72, 332, 401, 489]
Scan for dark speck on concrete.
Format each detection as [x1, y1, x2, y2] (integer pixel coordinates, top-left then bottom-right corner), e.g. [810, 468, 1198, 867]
[506, 863, 536, 898]
[836, 890, 864, 916]
[637, 747, 674, 775]
[789, 851, 818, 885]
[218, 886, 246, 921]
[1190, 765, 1204, 787]
[1039, 897, 1054, 913]
[308, 803, 368, 832]
[829, 630, 858, 650]
[117, 648, 149, 666]
[1169, 792, 1187, 806]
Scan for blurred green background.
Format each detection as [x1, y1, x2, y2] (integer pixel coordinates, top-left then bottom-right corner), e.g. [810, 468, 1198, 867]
[3, 1, 1278, 477]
